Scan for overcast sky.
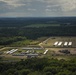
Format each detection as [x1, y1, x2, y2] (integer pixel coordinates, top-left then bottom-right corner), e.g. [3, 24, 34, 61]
[0, 0, 76, 17]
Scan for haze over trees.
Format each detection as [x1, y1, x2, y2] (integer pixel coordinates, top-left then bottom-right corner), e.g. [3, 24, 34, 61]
[0, 17, 76, 75]
[0, 17, 76, 45]
[0, 58, 76, 75]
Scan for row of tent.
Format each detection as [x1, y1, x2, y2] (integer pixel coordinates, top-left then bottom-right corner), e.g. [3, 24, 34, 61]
[6, 49, 18, 54]
[22, 47, 43, 50]
[54, 41, 72, 46]
[43, 49, 48, 54]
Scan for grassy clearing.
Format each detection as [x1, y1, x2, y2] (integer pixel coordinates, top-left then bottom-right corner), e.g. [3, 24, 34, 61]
[0, 46, 45, 61]
[0, 37, 76, 61]
[9, 37, 47, 47]
[44, 49, 76, 60]
[0, 47, 14, 52]
[42, 37, 76, 48]
[25, 24, 60, 28]
[10, 40, 39, 47]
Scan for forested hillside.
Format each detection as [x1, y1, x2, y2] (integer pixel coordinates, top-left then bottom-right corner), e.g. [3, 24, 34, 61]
[0, 17, 76, 75]
[0, 17, 76, 45]
[0, 58, 76, 75]
[0, 17, 76, 38]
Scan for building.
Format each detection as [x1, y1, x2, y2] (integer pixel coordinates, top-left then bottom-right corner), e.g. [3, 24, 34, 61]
[26, 53, 38, 58]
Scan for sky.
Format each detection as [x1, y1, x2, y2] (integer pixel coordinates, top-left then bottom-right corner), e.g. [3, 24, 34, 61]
[0, 0, 76, 17]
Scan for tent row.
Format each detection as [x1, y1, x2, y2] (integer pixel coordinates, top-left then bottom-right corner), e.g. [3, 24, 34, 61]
[54, 41, 72, 46]
[43, 49, 48, 54]
[6, 49, 18, 54]
[22, 47, 43, 50]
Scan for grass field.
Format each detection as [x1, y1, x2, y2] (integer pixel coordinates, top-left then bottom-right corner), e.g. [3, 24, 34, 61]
[25, 24, 60, 28]
[0, 47, 45, 61]
[0, 36, 76, 61]
[41, 37, 76, 48]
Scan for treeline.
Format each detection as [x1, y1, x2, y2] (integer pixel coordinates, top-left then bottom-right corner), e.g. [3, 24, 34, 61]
[0, 26, 76, 39]
[0, 58, 76, 75]
[0, 17, 76, 27]
[0, 36, 26, 45]
[0, 17, 76, 40]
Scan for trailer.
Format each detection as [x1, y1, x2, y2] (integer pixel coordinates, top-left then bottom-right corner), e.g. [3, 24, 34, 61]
[43, 49, 48, 54]
[54, 41, 58, 46]
[68, 42, 72, 46]
[58, 42, 62, 46]
[64, 42, 68, 46]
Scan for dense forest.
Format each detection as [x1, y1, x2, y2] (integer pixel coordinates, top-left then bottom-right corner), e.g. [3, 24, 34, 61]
[0, 17, 76, 75]
[0, 17, 76, 45]
[0, 58, 76, 75]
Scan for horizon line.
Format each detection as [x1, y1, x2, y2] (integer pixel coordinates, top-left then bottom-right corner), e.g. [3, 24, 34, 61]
[0, 16, 76, 18]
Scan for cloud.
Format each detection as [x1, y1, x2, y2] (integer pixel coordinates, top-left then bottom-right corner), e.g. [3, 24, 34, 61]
[0, 0, 26, 7]
[28, 8, 36, 11]
[45, 0, 76, 12]
[1, 0, 76, 11]
[59, 0, 76, 12]
[0, 12, 33, 17]
[0, 0, 76, 17]
[1, 0, 76, 10]
[0, 1, 12, 13]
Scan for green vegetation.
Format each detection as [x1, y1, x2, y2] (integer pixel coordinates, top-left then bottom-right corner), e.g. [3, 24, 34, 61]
[0, 17, 76, 40]
[0, 17, 76, 75]
[25, 24, 60, 28]
[0, 36, 40, 46]
[0, 36, 26, 45]
[41, 37, 76, 48]
[0, 26, 76, 39]
[11, 40, 32, 46]
[0, 58, 76, 75]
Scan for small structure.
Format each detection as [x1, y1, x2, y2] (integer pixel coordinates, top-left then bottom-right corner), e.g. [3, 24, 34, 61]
[26, 53, 38, 58]
[54, 41, 58, 46]
[43, 49, 48, 54]
[64, 42, 68, 46]
[22, 48, 32, 50]
[59, 50, 70, 54]
[58, 42, 62, 46]
[12, 54, 25, 56]
[22, 47, 43, 50]
[6, 49, 18, 54]
[68, 42, 72, 46]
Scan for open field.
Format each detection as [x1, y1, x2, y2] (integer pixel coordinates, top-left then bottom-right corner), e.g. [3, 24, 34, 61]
[0, 36, 76, 61]
[0, 47, 45, 61]
[44, 48, 76, 59]
[25, 24, 60, 28]
[38, 36, 76, 59]
[40, 37, 76, 48]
